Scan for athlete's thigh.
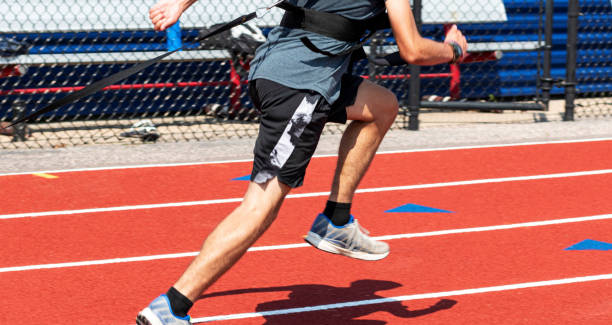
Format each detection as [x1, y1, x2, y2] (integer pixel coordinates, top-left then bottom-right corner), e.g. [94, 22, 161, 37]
[345, 79, 398, 122]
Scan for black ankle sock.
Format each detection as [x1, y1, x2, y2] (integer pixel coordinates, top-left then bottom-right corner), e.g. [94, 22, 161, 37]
[166, 287, 193, 318]
[324, 200, 352, 226]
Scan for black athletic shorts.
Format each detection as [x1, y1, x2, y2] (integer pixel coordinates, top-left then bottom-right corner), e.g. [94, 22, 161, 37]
[248, 75, 363, 188]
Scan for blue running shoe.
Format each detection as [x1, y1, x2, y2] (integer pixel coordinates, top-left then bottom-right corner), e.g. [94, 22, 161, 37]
[304, 214, 389, 261]
[137, 295, 192, 325]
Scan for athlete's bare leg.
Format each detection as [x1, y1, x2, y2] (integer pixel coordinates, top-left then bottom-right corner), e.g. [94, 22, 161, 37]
[173, 177, 290, 301]
[329, 79, 399, 203]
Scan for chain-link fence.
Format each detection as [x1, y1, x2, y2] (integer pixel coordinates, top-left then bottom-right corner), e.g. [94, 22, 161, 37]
[573, 0, 612, 119]
[0, 0, 609, 149]
[0, 1, 281, 148]
[369, 0, 551, 130]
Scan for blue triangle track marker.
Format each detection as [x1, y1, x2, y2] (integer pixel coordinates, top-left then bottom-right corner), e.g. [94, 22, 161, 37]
[232, 175, 250, 181]
[385, 203, 452, 213]
[565, 239, 612, 251]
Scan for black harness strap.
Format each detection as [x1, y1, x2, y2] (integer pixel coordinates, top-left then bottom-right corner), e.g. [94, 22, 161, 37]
[3, 10, 260, 129]
[278, 1, 390, 58]
[278, 2, 367, 43]
[2, 1, 391, 129]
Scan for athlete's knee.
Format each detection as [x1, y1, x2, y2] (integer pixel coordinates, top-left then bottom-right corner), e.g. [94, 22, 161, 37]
[239, 179, 288, 221]
[375, 89, 399, 125]
[238, 195, 276, 220]
[348, 80, 399, 123]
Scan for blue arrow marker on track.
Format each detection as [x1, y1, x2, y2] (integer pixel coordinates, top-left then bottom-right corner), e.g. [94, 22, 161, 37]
[385, 203, 452, 213]
[565, 239, 612, 251]
[232, 175, 251, 181]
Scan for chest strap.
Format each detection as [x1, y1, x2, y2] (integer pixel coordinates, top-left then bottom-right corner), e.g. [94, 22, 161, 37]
[277, 1, 390, 57]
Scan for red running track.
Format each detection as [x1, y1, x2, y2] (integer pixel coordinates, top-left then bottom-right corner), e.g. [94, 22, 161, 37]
[1, 140, 611, 214]
[2, 174, 612, 267]
[0, 140, 611, 324]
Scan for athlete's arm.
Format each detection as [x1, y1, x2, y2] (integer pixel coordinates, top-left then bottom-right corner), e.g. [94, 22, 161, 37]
[149, 0, 198, 31]
[385, 0, 467, 65]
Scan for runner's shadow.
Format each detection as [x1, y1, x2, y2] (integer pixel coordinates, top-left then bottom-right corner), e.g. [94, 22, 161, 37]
[200, 279, 456, 324]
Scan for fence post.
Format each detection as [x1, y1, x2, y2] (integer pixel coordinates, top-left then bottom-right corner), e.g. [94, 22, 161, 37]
[11, 100, 28, 142]
[564, 0, 579, 121]
[540, 0, 554, 110]
[407, 0, 422, 130]
[368, 35, 379, 82]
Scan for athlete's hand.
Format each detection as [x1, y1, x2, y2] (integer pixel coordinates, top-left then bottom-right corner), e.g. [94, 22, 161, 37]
[444, 25, 468, 59]
[149, 0, 187, 31]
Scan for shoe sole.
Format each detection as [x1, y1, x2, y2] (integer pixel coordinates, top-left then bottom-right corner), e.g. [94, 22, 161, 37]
[136, 308, 162, 325]
[304, 231, 389, 261]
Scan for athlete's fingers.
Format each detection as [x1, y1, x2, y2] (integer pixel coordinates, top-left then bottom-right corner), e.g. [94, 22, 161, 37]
[154, 11, 177, 30]
[149, 1, 173, 31]
[150, 12, 164, 24]
[159, 16, 175, 31]
[149, 8, 163, 28]
[445, 24, 468, 55]
[150, 17, 165, 30]
[153, 13, 172, 31]
[149, 10, 161, 21]
[149, 5, 164, 19]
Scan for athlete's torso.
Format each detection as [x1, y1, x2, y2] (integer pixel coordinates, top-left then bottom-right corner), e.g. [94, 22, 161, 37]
[248, 0, 387, 104]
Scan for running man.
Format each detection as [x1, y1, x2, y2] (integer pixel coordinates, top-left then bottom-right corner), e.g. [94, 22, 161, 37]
[138, 0, 467, 323]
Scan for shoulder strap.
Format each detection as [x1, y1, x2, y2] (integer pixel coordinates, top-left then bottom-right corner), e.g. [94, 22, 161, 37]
[277, 1, 390, 57]
[278, 1, 368, 43]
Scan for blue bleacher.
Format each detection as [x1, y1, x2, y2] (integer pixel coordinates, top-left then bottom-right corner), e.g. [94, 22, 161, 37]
[0, 0, 610, 119]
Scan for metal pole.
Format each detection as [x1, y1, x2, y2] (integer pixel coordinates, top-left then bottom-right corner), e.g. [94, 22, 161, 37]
[368, 35, 380, 82]
[11, 100, 28, 142]
[540, 0, 554, 109]
[408, 0, 422, 130]
[419, 101, 545, 111]
[564, 0, 579, 121]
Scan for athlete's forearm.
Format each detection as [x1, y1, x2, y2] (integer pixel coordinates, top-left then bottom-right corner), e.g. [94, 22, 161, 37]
[399, 36, 455, 65]
[178, 0, 198, 11]
[386, 0, 466, 65]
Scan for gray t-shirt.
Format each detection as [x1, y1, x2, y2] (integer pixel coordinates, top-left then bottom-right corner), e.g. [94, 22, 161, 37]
[248, 0, 386, 104]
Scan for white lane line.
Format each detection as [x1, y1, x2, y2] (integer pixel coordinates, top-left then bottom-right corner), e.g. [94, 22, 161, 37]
[375, 213, 612, 241]
[2, 213, 610, 274]
[0, 243, 310, 273]
[0, 198, 244, 219]
[192, 273, 612, 323]
[2, 169, 611, 220]
[1, 137, 610, 177]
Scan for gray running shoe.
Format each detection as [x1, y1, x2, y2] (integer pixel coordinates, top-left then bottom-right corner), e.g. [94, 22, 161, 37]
[137, 295, 192, 325]
[304, 214, 389, 261]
